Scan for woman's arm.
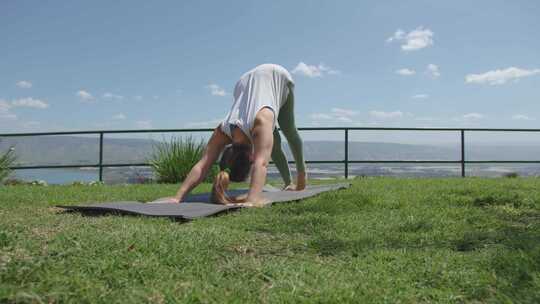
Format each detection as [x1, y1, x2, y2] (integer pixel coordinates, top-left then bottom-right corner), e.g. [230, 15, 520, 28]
[173, 126, 231, 202]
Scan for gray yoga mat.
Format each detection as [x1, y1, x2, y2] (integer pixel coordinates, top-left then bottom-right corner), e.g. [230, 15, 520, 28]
[57, 183, 350, 220]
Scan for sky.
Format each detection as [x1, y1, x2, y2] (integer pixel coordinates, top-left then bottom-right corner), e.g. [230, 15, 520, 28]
[1, 0, 539, 143]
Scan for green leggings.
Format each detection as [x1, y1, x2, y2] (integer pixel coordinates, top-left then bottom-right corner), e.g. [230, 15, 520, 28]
[271, 85, 306, 185]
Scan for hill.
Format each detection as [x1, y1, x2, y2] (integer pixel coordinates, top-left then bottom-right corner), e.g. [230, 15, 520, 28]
[2, 135, 539, 166]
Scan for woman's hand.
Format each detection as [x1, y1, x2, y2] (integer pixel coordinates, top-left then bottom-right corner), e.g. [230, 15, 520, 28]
[172, 126, 231, 205]
[151, 196, 181, 204]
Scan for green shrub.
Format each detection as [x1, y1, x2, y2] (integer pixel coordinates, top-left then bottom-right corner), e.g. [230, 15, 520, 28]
[2, 179, 49, 186]
[0, 144, 17, 184]
[148, 136, 218, 184]
[69, 180, 105, 186]
[3, 178, 27, 186]
[503, 172, 519, 178]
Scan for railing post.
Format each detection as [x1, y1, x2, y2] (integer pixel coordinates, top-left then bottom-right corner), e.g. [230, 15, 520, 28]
[99, 132, 104, 182]
[461, 129, 465, 177]
[344, 128, 349, 179]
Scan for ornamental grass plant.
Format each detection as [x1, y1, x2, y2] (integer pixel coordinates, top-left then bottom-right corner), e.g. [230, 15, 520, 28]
[148, 136, 218, 184]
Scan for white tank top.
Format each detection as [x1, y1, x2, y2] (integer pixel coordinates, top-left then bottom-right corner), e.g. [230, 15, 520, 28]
[220, 63, 294, 142]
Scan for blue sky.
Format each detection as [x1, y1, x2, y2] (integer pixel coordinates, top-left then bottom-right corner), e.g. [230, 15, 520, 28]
[1, 0, 539, 139]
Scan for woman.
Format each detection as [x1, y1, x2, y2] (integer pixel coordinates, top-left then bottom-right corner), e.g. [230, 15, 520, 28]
[156, 63, 306, 206]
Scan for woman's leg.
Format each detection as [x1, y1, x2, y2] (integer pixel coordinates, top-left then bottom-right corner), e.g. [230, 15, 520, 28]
[277, 86, 306, 175]
[271, 128, 292, 186]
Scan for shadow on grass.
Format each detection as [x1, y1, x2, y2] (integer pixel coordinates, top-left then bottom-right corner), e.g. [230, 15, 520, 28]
[56, 208, 240, 223]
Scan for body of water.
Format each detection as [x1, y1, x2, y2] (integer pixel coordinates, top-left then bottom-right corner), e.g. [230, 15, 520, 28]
[11, 168, 98, 184]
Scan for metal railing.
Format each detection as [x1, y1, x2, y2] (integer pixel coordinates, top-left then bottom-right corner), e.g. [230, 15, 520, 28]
[2, 127, 540, 181]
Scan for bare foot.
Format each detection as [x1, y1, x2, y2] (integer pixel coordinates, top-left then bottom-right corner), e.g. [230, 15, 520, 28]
[233, 193, 248, 201]
[150, 196, 181, 204]
[283, 183, 297, 191]
[296, 171, 307, 191]
[241, 197, 271, 208]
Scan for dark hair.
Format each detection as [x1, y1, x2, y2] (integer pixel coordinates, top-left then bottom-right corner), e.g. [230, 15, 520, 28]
[211, 143, 252, 204]
[228, 144, 251, 182]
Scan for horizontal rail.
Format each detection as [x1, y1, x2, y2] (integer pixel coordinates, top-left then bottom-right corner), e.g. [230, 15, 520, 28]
[10, 160, 540, 170]
[3, 127, 540, 181]
[3, 127, 540, 137]
[0, 128, 215, 137]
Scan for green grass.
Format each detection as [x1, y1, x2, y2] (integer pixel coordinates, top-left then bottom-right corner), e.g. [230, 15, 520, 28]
[1, 177, 540, 303]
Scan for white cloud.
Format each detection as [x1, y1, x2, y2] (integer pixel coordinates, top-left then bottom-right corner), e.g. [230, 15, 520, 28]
[331, 108, 357, 117]
[103, 92, 124, 101]
[310, 107, 358, 123]
[463, 113, 484, 120]
[134, 95, 143, 101]
[310, 113, 333, 120]
[387, 27, 434, 51]
[293, 62, 323, 78]
[185, 118, 222, 128]
[92, 122, 112, 129]
[77, 90, 94, 101]
[11, 97, 49, 109]
[512, 114, 534, 121]
[336, 116, 353, 123]
[0, 113, 17, 120]
[16, 80, 32, 89]
[395, 68, 416, 76]
[292, 62, 340, 78]
[318, 63, 340, 75]
[369, 110, 404, 119]
[386, 29, 405, 43]
[412, 94, 429, 99]
[0, 99, 11, 112]
[112, 113, 126, 120]
[0, 97, 47, 121]
[0, 99, 17, 120]
[465, 67, 540, 85]
[426, 64, 440, 78]
[206, 84, 227, 96]
[135, 120, 152, 129]
[414, 116, 437, 122]
[22, 121, 40, 128]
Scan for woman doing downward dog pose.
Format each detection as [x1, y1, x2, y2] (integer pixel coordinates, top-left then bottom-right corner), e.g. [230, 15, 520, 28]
[157, 63, 306, 206]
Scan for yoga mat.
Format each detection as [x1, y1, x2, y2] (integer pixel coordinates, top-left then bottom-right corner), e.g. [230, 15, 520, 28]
[57, 183, 350, 220]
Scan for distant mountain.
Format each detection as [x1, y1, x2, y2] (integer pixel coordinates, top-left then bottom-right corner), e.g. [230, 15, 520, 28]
[1, 135, 539, 167]
[299, 141, 459, 161]
[300, 141, 540, 161]
[0, 136, 160, 166]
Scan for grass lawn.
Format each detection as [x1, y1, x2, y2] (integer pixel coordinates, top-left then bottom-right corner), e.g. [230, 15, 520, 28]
[1, 177, 540, 303]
